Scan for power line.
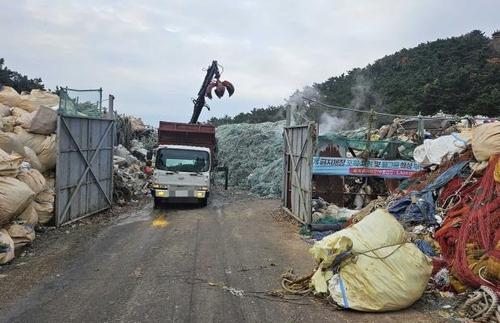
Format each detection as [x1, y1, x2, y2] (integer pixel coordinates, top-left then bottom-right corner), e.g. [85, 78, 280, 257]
[302, 96, 462, 120]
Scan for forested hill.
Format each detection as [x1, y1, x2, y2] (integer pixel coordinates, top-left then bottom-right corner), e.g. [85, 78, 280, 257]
[0, 58, 45, 93]
[209, 30, 500, 126]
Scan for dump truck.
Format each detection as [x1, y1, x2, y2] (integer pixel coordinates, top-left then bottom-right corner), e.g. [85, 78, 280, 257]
[151, 122, 216, 207]
[150, 60, 233, 208]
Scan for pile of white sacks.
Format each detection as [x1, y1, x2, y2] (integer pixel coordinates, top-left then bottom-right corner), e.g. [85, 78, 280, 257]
[0, 85, 59, 264]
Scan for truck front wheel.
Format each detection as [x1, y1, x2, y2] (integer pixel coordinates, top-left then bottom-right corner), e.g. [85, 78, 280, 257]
[200, 197, 208, 207]
[154, 197, 162, 209]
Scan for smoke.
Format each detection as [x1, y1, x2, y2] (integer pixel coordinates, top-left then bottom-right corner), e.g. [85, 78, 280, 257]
[339, 73, 383, 129]
[285, 86, 319, 126]
[349, 74, 382, 110]
[283, 74, 383, 132]
[318, 113, 349, 135]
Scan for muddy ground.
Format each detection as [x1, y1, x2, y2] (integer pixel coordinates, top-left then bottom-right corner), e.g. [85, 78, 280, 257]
[0, 190, 458, 322]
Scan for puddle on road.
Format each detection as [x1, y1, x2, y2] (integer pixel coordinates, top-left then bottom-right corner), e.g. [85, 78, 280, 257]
[151, 215, 169, 228]
[115, 207, 169, 227]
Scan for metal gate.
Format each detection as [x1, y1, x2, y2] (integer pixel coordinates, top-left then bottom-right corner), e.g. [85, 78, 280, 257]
[282, 122, 316, 224]
[55, 89, 115, 226]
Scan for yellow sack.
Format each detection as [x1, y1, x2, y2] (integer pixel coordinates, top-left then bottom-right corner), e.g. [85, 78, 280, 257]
[310, 209, 432, 312]
[17, 202, 39, 225]
[6, 223, 35, 249]
[17, 168, 46, 194]
[0, 177, 35, 226]
[471, 122, 500, 161]
[0, 86, 59, 113]
[13, 126, 47, 154]
[34, 189, 55, 224]
[0, 229, 14, 264]
[0, 86, 23, 109]
[37, 135, 56, 172]
[0, 148, 22, 177]
[10, 107, 33, 129]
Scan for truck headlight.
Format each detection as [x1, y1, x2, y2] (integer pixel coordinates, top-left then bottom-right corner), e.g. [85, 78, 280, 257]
[155, 190, 168, 197]
[195, 191, 206, 198]
[152, 183, 168, 189]
[198, 186, 209, 191]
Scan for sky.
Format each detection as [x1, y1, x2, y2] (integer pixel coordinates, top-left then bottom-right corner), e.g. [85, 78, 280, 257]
[1, 0, 499, 125]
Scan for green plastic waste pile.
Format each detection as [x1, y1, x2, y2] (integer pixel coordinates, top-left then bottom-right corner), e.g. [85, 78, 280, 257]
[215, 121, 284, 197]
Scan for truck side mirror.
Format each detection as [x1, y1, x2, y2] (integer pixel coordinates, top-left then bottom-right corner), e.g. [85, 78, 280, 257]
[147, 150, 153, 160]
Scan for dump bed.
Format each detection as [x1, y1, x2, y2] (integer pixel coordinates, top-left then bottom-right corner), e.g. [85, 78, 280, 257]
[158, 121, 216, 154]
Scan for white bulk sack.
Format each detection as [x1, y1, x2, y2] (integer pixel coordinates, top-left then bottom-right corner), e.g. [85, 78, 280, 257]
[310, 209, 432, 312]
[413, 133, 469, 166]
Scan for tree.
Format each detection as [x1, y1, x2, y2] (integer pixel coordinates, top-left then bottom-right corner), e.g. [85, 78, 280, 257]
[0, 58, 45, 93]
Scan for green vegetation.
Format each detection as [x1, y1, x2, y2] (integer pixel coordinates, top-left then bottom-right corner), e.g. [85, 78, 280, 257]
[0, 58, 45, 93]
[208, 105, 285, 126]
[209, 30, 500, 126]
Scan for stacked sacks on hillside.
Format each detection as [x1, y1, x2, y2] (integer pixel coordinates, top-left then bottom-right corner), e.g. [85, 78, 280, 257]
[0, 85, 58, 264]
[297, 119, 499, 313]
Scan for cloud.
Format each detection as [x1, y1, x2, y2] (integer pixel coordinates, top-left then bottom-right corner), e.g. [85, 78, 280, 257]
[1, 0, 499, 125]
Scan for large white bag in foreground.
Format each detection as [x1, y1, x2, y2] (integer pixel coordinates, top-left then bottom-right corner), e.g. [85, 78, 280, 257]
[309, 209, 432, 312]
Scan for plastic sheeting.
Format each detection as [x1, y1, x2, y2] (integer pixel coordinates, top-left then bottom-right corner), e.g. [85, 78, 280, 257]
[216, 121, 284, 197]
[388, 160, 468, 226]
[318, 133, 417, 160]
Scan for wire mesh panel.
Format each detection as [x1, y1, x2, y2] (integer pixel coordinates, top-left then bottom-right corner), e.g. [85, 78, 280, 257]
[59, 88, 103, 118]
[55, 89, 114, 226]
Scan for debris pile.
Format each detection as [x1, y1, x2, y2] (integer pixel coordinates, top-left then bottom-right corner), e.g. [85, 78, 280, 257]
[0, 85, 58, 264]
[216, 121, 284, 197]
[112, 115, 154, 204]
[113, 144, 149, 205]
[115, 114, 157, 152]
[291, 117, 499, 314]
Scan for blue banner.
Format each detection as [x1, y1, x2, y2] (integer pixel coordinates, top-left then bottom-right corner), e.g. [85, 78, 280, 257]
[313, 157, 421, 179]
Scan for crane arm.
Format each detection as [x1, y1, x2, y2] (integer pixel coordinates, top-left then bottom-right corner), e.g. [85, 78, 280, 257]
[189, 61, 220, 124]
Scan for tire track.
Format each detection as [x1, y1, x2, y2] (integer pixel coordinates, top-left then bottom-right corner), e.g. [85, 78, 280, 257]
[187, 219, 200, 323]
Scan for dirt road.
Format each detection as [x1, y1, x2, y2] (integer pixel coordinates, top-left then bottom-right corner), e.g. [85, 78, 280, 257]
[0, 192, 444, 322]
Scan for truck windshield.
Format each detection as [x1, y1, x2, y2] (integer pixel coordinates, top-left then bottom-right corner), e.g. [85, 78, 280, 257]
[156, 148, 210, 173]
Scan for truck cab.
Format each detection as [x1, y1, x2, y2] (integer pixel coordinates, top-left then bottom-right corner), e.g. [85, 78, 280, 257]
[152, 121, 216, 208]
[152, 145, 211, 207]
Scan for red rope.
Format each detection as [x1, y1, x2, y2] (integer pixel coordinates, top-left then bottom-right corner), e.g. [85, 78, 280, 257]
[453, 155, 499, 292]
